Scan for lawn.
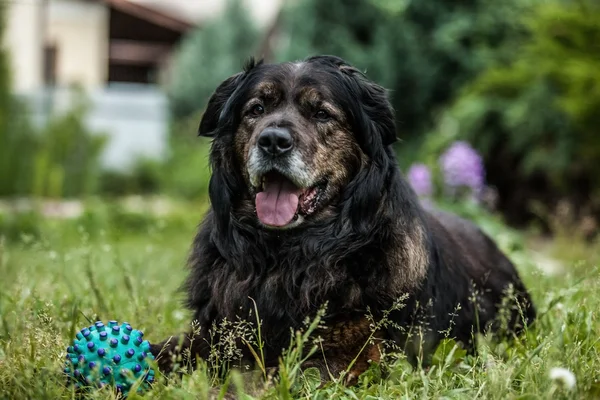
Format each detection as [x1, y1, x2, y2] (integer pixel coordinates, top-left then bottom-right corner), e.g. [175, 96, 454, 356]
[0, 198, 599, 399]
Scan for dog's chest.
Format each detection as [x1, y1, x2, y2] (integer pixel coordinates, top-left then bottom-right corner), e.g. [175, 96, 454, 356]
[258, 259, 366, 308]
[204, 238, 393, 330]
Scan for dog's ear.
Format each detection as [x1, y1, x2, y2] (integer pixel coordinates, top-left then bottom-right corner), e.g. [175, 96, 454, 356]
[334, 63, 400, 234]
[308, 55, 397, 149]
[339, 64, 398, 152]
[198, 72, 245, 137]
[207, 148, 240, 236]
[198, 57, 262, 137]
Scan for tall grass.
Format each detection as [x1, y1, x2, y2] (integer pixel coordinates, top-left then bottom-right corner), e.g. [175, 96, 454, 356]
[0, 205, 598, 399]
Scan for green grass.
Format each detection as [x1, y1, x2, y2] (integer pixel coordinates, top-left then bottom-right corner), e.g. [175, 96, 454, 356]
[0, 199, 599, 399]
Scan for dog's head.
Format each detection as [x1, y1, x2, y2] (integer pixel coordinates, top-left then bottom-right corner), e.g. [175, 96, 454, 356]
[199, 55, 398, 231]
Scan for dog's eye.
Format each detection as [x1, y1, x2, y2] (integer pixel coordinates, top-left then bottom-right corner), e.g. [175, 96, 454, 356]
[314, 110, 330, 121]
[250, 104, 265, 116]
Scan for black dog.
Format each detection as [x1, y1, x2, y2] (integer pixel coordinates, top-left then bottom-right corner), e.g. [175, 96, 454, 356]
[150, 55, 536, 385]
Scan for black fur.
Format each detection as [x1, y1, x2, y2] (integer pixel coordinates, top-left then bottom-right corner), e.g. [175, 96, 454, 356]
[150, 55, 536, 381]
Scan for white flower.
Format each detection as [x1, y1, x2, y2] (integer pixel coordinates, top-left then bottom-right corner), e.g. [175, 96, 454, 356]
[173, 310, 185, 321]
[549, 367, 576, 390]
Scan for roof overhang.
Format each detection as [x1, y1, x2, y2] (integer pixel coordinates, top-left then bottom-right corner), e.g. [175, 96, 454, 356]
[89, 0, 194, 32]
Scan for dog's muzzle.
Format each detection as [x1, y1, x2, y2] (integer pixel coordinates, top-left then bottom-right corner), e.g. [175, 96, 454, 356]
[247, 128, 324, 228]
[247, 127, 311, 190]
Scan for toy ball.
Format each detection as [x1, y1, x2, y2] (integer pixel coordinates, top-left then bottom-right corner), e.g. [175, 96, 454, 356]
[64, 320, 156, 397]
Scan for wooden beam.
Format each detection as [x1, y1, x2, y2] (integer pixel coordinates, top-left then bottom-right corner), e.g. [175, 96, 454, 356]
[109, 40, 171, 65]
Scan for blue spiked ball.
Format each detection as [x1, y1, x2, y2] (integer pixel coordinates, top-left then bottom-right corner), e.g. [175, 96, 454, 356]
[64, 320, 156, 397]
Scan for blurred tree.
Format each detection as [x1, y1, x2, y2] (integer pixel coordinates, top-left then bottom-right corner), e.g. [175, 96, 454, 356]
[0, 3, 39, 197]
[32, 88, 107, 198]
[0, 0, 9, 165]
[274, 0, 530, 141]
[0, 2, 8, 111]
[432, 0, 600, 231]
[168, 0, 260, 120]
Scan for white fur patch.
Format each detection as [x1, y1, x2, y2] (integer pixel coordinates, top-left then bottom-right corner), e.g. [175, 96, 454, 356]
[247, 148, 315, 189]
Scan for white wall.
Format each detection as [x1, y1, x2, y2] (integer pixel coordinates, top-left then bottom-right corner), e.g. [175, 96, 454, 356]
[86, 84, 168, 170]
[4, 0, 44, 93]
[47, 0, 109, 89]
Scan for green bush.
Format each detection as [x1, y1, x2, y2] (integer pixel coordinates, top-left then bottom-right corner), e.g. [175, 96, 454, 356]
[432, 0, 600, 229]
[168, 0, 260, 119]
[0, 98, 40, 196]
[0, 89, 107, 199]
[160, 114, 212, 201]
[96, 113, 212, 201]
[99, 157, 164, 197]
[31, 89, 108, 198]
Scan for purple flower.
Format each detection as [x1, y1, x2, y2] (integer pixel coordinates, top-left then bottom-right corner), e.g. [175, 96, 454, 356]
[407, 163, 433, 197]
[439, 141, 485, 197]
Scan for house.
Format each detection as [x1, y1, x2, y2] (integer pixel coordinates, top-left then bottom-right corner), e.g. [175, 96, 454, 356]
[5, 0, 198, 92]
[3, 0, 281, 170]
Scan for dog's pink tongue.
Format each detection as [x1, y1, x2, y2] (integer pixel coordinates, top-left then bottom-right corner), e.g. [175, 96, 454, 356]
[256, 175, 299, 227]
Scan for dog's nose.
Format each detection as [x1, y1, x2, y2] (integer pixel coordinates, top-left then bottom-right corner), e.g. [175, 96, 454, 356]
[257, 128, 293, 156]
